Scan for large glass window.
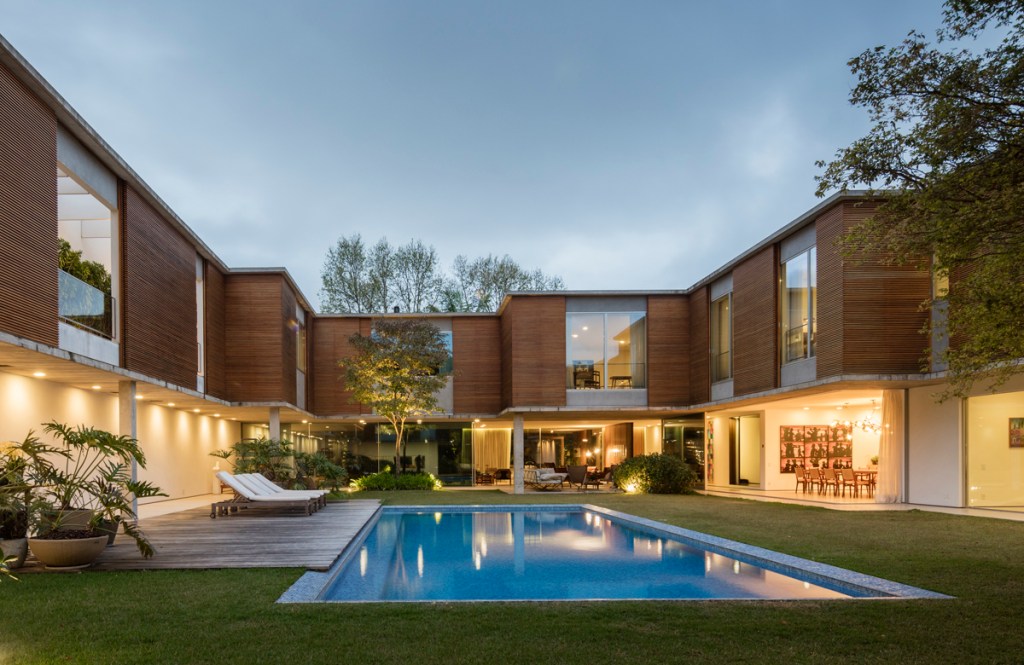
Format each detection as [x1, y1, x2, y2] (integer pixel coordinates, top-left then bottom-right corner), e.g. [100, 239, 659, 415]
[781, 247, 816, 363]
[710, 294, 732, 382]
[566, 312, 646, 389]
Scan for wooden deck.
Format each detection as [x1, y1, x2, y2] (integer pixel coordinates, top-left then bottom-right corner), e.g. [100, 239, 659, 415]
[77, 499, 381, 571]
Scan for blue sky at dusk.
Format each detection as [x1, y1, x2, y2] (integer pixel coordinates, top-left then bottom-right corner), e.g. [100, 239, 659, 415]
[0, 1, 947, 308]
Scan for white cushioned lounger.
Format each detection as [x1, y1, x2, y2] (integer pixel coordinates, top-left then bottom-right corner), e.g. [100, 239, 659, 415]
[211, 471, 317, 518]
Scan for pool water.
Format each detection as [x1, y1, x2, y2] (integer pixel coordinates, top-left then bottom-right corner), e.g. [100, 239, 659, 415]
[319, 508, 858, 602]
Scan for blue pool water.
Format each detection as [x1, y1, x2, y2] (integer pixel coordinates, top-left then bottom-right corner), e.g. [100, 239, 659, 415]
[318, 507, 863, 602]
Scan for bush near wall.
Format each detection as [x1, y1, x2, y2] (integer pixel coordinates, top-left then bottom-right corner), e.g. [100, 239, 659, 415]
[613, 453, 697, 494]
[350, 468, 441, 491]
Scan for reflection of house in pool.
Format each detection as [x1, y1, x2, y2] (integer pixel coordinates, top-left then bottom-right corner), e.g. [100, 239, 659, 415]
[0, 35, 1022, 513]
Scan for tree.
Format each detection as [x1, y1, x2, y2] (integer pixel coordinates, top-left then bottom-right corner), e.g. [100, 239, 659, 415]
[320, 235, 564, 313]
[437, 253, 566, 312]
[816, 0, 1024, 398]
[341, 319, 450, 477]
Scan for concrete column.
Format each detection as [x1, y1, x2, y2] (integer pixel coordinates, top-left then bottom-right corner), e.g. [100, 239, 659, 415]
[269, 407, 281, 440]
[513, 414, 524, 495]
[118, 380, 138, 519]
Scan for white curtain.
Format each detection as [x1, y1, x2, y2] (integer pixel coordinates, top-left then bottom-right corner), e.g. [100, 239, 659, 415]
[538, 440, 556, 465]
[876, 389, 905, 503]
[473, 429, 511, 471]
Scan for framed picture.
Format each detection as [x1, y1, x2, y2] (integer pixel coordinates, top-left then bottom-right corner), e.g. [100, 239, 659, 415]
[1010, 418, 1024, 448]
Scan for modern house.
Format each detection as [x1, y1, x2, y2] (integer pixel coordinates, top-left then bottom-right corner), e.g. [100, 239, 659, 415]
[1, 35, 1021, 512]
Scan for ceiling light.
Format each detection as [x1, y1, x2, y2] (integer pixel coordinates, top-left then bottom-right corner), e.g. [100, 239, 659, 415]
[32, 371, 45, 377]
[135, 394, 144, 400]
[301, 419, 308, 424]
[213, 413, 221, 417]
[193, 408, 200, 413]
[167, 402, 175, 407]
[803, 407, 810, 411]
[91, 385, 101, 390]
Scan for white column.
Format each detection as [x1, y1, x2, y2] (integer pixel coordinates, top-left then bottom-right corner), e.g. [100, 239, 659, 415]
[118, 380, 138, 519]
[269, 407, 281, 440]
[513, 414, 524, 495]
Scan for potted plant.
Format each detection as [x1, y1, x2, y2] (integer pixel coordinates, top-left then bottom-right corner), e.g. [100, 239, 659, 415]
[24, 422, 165, 569]
[0, 432, 63, 569]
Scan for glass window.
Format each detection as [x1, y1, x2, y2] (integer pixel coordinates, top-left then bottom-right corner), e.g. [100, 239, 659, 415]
[781, 247, 816, 363]
[296, 323, 307, 373]
[566, 312, 646, 389]
[710, 294, 732, 382]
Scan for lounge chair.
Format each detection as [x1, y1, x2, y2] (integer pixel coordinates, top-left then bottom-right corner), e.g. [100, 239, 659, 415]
[523, 467, 566, 490]
[566, 465, 601, 492]
[211, 471, 318, 518]
[238, 473, 328, 507]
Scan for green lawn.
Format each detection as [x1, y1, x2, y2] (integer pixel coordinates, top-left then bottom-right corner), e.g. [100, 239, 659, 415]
[4, 491, 1024, 664]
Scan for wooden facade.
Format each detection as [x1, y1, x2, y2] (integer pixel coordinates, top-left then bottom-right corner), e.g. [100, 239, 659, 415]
[500, 296, 567, 408]
[121, 186, 198, 389]
[646, 295, 689, 406]
[688, 286, 710, 404]
[0, 61, 58, 347]
[203, 263, 228, 400]
[732, 246, 778, 396]
[223, 274, 287, 402]
[309, 317, 366, 416]
[452, 316, 502, 414]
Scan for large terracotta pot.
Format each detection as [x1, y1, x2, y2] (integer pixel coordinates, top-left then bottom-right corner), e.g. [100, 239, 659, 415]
[28, 535, 107, 569]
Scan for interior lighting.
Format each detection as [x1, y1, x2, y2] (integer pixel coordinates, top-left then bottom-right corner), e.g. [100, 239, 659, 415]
[32, 371, 45, 377]
[193, 408, 200, 413]
[213, 413, 221, 418]
[91, 385, 101, 390]
[135, 394, 144, 400]
[167, 402, 175, 407]
[301, 419, 308, 424]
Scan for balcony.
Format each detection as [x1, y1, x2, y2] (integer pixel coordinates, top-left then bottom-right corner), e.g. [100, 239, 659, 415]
[58, 269, 114, 340]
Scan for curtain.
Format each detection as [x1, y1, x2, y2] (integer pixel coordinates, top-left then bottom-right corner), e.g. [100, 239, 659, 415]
[876, 389, 905, 503]
[473, 429, 511, 471]
[538, 440, 556, 465]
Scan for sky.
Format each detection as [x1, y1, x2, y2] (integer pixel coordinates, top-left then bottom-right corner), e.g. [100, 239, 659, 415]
[0, 1, 949, 310]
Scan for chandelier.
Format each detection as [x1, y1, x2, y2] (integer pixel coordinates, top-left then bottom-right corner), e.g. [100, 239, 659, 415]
[830, 401, 883, 434]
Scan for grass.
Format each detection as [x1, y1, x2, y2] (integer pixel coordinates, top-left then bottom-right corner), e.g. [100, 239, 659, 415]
[4, 490, 1024, 664]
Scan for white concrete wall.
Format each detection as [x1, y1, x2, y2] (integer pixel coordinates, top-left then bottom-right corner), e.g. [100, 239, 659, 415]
[0, 371, 239, 503]
[966, 374, 1024, 507]
[907, 386, 963, 507]
[706, 415, 729, 486]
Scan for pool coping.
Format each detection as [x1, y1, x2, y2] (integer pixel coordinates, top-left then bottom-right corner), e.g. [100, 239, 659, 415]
[277, 504, 952, 603]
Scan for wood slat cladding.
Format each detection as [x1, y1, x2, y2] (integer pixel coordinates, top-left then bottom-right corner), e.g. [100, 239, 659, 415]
[203, 264, 228, 399]
[732, 246, 778, 395]
[500, 296, 566, 408]
[121, 186, 197, 388]
[224, 274, 285, 402]
[452, 317, 502, 414]
[309, 317, 366, 415]
[840, 201, 931, 373]
[280, 286, 298, 405]
[0, 62, 58, 346]
[815, 205, 845, 378]
[688, 287, 709, 404]
[646, 295, 689, 406]
[603, 422, 633, 457]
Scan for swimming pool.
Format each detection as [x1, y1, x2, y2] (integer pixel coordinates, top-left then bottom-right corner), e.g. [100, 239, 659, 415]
[279, 505, 950, 603]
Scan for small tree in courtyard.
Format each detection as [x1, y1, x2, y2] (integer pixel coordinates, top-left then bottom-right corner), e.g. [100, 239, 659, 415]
[341, 319, 450, 477]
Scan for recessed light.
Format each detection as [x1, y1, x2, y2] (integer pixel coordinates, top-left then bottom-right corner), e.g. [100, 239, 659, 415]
[167, 402, 175, 407]
[301, 419, 308, 424]
[193, 408, 200, 413]
[91, 385, 101, 390]
[32, 371, 45, 377]
[135, 394, 144, 400]
[803, 407, 810, 411]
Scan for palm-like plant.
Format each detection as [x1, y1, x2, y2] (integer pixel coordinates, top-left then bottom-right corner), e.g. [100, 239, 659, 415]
[0, 432, 67, 540]
[23, 422, 166, 558]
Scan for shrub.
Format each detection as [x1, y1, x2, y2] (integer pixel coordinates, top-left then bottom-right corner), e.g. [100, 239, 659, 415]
[613, 453, 697, 494]
[350, 468, 441, 491]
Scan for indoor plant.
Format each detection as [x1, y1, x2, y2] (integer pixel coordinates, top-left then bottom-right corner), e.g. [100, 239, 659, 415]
[24, 422, 165, 568]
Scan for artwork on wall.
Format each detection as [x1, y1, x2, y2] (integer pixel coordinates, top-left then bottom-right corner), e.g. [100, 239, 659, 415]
[1010, 418, 1024, 448]
[779, 425, 854, 473]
